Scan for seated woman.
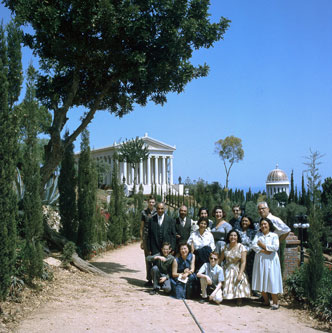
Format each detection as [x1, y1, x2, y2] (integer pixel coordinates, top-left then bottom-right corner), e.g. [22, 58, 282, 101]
[237, 215, 257, 283]
[197, 252, 224, 304]
[210, 206, 232, 254]
[187, 217, 215, 271]
[171, 242, 197, 299]
[220, 229, 251, 305]
[252, 218, 283, 310]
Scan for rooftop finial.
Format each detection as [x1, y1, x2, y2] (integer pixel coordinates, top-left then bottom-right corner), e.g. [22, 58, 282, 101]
[276, 163, 279, 169]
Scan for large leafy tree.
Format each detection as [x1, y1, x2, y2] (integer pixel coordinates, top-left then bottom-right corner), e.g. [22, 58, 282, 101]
[3, 0, 230, 187]
[215, 135, 244, 197]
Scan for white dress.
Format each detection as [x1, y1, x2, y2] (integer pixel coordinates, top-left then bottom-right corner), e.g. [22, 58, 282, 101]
[251, 231, 283, 294]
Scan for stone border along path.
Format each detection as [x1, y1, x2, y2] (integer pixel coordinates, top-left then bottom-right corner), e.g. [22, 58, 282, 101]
[14, 242, 324, 333]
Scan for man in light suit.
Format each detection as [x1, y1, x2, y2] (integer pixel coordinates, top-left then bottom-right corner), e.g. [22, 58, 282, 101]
[147, 202, 176, 256]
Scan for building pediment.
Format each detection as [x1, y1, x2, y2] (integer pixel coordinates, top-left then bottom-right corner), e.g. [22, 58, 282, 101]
[142, 135, 176, 152]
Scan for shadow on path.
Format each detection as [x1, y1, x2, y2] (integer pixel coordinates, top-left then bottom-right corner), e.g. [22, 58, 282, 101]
[90, 262, 139, 275]
[120, 277, 146, 289]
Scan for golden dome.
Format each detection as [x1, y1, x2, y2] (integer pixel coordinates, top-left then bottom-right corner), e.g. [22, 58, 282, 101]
[266, 164, 289, 183]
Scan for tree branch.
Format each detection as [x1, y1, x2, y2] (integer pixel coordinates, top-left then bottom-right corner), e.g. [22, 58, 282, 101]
[66, 81, 113, 147]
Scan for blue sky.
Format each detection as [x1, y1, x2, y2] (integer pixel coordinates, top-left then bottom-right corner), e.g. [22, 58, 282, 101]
[1, 0, 331, 192]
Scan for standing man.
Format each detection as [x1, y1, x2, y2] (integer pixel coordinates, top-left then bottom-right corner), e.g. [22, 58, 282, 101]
[257, 201, 290, 242]
[175, 205, 193, 250]
[147, 202, 176, 256]
[229, 205, 242, 230]
[140, 195, 157, 286]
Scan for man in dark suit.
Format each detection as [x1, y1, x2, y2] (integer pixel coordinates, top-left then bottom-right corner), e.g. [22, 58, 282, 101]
[147, 202, 176, 256]
[175, 205, 192, 250]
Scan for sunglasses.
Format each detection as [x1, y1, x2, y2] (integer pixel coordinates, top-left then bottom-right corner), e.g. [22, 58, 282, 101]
[209, 257, 217, 261]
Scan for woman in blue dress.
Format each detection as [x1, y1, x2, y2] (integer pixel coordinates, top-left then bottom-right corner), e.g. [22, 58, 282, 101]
[252, 218, 283, 310]
[237, 215, 257, 283]
[171, 242, 197, 299]
[211, 206, 232, 254]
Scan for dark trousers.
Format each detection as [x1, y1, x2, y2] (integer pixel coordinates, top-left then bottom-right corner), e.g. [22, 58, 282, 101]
[150, 266, 171, 293]
[143, 237, 152, 281]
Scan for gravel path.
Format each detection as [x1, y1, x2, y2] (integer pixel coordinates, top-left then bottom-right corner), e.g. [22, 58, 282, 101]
[14, 242, 324, 333]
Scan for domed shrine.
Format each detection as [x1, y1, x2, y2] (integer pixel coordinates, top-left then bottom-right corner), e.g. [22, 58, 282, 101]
[266, 164, 290, 198]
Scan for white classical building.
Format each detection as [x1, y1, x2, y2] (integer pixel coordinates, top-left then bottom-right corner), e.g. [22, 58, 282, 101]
[89, 133, 183, 196]
[266, 165, 290, 198]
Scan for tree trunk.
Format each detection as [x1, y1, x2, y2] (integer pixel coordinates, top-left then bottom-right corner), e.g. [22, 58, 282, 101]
[43, 222, 109, 277]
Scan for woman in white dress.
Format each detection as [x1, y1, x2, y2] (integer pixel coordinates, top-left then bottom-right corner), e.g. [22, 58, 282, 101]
[252, 218, 283, 310]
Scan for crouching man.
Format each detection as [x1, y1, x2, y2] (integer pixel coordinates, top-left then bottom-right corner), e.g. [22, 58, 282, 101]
[146, 242, 174, 295]
[197, 252, 224, 304]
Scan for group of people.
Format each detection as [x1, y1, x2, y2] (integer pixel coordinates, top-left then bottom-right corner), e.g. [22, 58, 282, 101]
[140, 196, 291, 310]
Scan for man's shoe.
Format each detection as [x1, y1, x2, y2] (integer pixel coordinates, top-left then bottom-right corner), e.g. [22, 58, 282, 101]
[199, 298, 208, 304]
[144, 281, 153, 287]
[149, 289, 157, 295]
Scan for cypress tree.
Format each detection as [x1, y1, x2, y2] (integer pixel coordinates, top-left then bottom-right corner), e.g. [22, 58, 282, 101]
[288, 169, 295, 203]
[59, 131, 78, 242]
[108, 155, 125, 245]
[303, 150, 324, 301]
[6, 21, 23, 110]
[294, 185, 299, 204]
[299, 173, 306, 206]
[21, 65, 44, 282]
[77, 129, 97, 256]
[0, 23, 19, 300]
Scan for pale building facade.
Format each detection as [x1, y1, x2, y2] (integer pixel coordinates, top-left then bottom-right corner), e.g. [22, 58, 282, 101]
[88, 133, 183, 196]
[266, 165, 290, 198]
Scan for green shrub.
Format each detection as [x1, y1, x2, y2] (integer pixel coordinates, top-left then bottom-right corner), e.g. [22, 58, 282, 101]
[61, 241, 76, 267]
[286, 264, 332, 324]
[286, 264, 307, 301]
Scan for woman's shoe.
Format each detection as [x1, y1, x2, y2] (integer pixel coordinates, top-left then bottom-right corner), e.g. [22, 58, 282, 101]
[270, 304, 279, 310]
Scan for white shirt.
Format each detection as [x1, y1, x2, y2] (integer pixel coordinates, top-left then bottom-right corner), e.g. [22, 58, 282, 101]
[187, 230, 216, 251]
[252, 231, 279, 253]
[158, 214, 164, 226]
[267, 213, 290, 237]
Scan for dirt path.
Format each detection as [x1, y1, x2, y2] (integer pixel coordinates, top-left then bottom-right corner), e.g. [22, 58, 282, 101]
[13, 243, 325, 333]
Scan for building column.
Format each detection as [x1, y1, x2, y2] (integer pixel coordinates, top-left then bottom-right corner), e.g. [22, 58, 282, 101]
[139, 159, 143, 185]
[154, 156, 159, 184]
[123, 161, 127, 184]
[147, 156, 151, 185]
[162, 156, 166, 185]
[170, 156, 174, 185]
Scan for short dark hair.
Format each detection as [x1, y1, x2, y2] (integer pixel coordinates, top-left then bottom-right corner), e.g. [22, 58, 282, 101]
[178, 241, 190, 253]
[197, 207, 209, 217]
[162, 242, 171, 249]
[209, 251, 219, 259]
[226, 229, 242, 244]
[240, 215, 255, 230]
[212, 205, 226, 218]
[197, 217, 209, 227]
[259, 217, 275, 232]
[148, 195, 155, 201]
